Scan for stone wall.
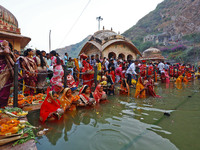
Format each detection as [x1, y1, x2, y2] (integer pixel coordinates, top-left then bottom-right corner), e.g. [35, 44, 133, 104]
[84, 45, 101, 57]
[102, 44, 136, 60]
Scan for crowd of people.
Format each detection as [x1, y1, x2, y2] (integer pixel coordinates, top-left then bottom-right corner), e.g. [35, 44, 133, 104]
[0, 40, 200, 123]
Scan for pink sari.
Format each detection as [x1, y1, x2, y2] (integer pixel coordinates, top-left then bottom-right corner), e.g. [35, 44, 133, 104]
[50, 56, 64, 89]
[93, 84, 106, 103]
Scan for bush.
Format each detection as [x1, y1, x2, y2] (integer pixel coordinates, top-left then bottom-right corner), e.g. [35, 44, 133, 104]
[171, 45, 187, 51]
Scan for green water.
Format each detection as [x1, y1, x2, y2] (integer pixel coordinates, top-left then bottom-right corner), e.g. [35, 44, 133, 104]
[27, 81, 200, 150]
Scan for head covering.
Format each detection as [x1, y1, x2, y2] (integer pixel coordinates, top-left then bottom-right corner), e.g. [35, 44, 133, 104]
[60, 88, 71, 110]
[138, 77, 144, 86]
[61, 88, 71, 98]
[93, 84, 106, 103]
[40, 90, 61, 123]
[82, 60, 87, 67]
[80, 53, 88, 59]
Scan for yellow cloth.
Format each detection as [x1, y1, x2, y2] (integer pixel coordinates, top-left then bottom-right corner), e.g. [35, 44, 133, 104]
[74, 58, 80, 82]
[135, 78, 146, 99]
[97, 62, 101, 81]
[100, 81, 107, 85]
[175, 75, 183, 84]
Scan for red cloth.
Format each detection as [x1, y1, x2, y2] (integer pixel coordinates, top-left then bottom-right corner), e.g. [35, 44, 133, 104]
[140, 65, 146, 77]
[82, 61, 94, 87]
[40, 89, 61, 123]
[148, 66, 154, 76]
[146, 79, 161, 98]
[109, 71, 115, 83]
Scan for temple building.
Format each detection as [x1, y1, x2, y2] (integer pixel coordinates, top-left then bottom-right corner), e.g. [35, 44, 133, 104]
[79, 29, 141, 60]
[0, 5, 31, 51]
[139, 47, 165, 62]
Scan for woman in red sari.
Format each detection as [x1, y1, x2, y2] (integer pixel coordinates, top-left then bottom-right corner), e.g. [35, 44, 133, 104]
[119, 79, 130, 95]
[145, 76, 161, 98]
[77, 85, 95, 106]
[82, 60, 94, 88]
[40, 89, 64, 123]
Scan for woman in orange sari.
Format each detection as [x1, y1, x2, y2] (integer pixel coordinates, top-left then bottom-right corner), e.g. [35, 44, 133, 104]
[40, 90, 64, 123]
[60, 88, 80, 111]
[135, 77, 146, 99]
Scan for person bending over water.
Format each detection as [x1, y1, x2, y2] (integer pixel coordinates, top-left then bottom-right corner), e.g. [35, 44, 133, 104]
[78, 85, 96, 106]
[119, 79, 130, 95]
[40, 90, 64, 123]
[145, 76, 161, 98]
[135, 77, 146, 99]
[60, 88, 80, 111]
[93, 84, 107, 103]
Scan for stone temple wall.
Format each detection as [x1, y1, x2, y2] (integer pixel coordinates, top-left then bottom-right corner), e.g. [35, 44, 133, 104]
[102, 44, 136, 60]
[84, 45, 101, 57]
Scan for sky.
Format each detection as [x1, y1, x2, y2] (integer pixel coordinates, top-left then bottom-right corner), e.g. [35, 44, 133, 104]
[1, 0, 163, 51]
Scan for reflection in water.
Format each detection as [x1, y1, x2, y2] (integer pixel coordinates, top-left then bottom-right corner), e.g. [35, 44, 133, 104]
[27, 82, 200, 150]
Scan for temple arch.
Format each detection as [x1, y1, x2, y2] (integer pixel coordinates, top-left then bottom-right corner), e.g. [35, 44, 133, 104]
[118, 53, 125, 60]
[108, 52, 116, 59]
[127, 54, 133, 60]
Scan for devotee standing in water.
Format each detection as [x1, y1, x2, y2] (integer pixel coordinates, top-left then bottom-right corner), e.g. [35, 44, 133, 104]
[158, 61, 165, 74]
[126, 60, 137, 87]
[135, 77, 146, 99]
[60, 88, 80, 111]
[0, 40, 15, 107]
[40, 89, 64, 123]
[78, 85, 96, 106]
[93, 84, 107, 103]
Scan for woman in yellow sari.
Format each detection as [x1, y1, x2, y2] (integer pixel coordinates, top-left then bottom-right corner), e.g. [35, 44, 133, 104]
[175, 75, 183, 84]
[60, 88, 80, 111]
[74, 58, 80, 82]
[135, 77, 146, 99]
[97, 59, 102, 81]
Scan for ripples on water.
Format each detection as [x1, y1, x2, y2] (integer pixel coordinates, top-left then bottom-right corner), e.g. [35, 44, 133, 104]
[27, 81, 200, 150]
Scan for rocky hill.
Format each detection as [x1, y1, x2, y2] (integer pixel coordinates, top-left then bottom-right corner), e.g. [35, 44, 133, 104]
[123, 0, 200, 63]
[123, 0, 200, 42]
[54, 35, 91, 58]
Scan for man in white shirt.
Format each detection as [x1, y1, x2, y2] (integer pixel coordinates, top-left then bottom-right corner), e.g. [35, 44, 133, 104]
[126, 61, 137, 86]
[105, 58, 109, 71]
[158, 61, 165, 74]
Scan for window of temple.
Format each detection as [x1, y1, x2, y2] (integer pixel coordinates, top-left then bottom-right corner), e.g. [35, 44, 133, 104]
[108, 52, 116, 59]
[118, 53, 125, 60]
[127, 54, 133, 60]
